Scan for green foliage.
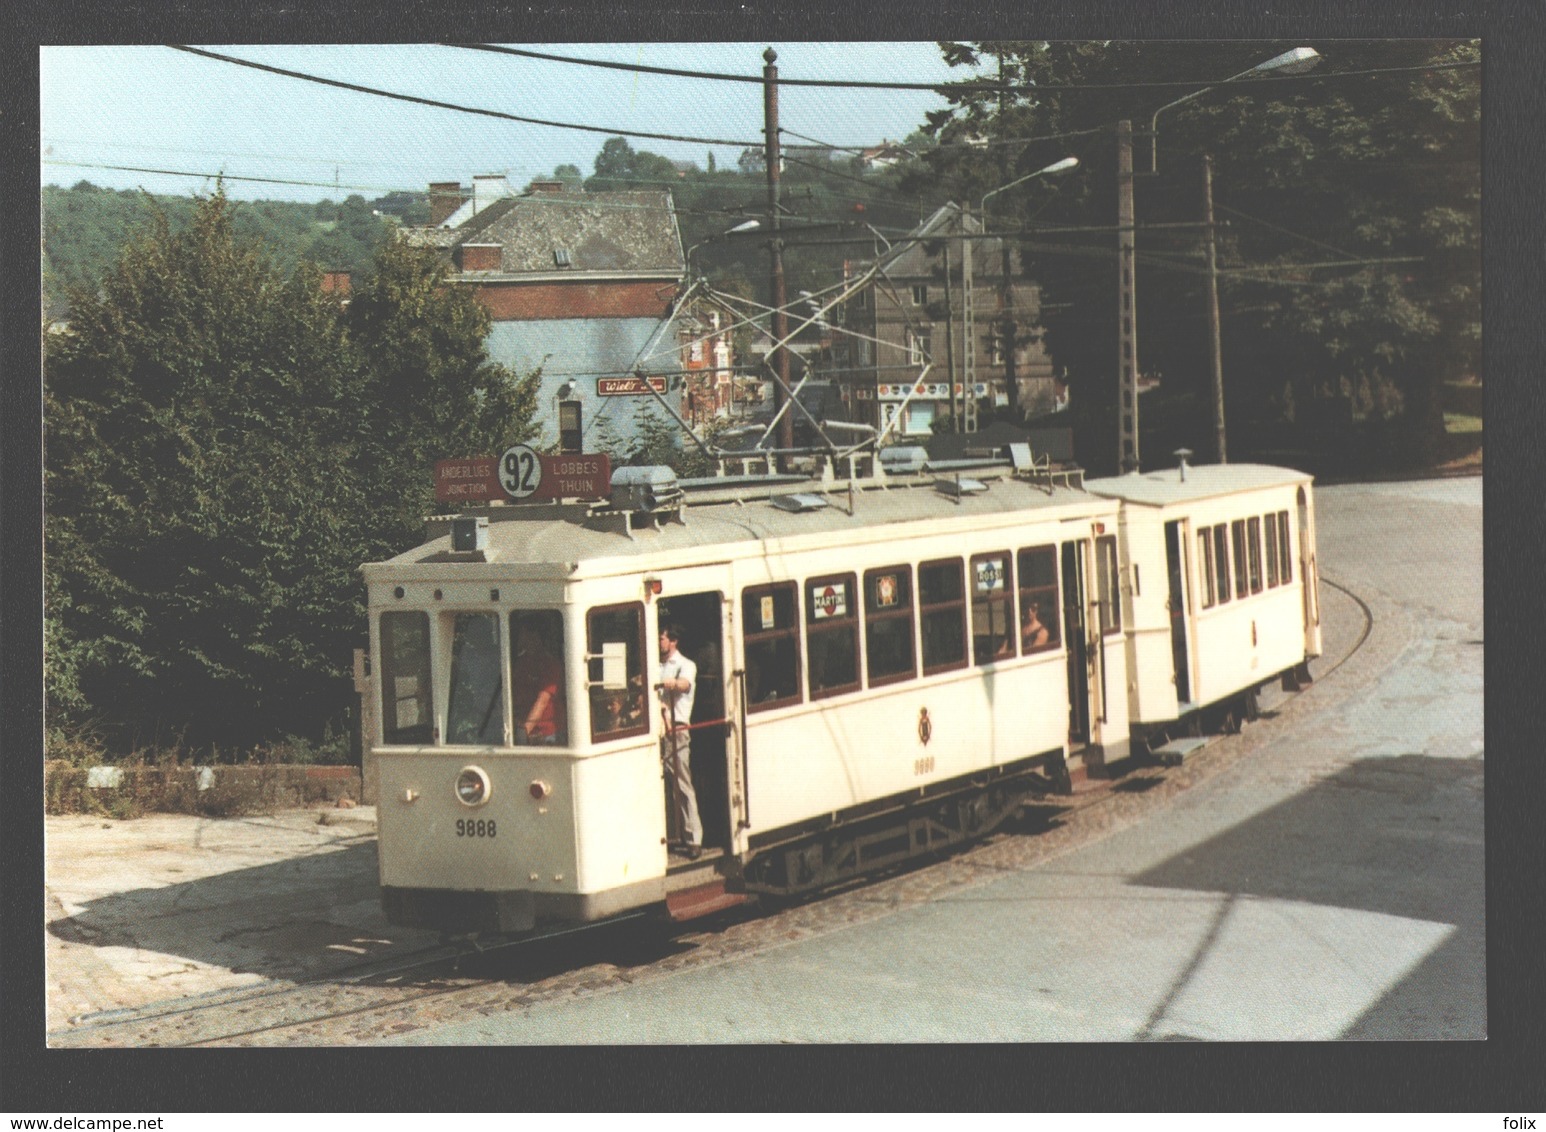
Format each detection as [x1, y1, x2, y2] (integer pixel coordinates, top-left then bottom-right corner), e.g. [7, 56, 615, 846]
[44, 190, 538, 755]
[915, 40, 1480, 470]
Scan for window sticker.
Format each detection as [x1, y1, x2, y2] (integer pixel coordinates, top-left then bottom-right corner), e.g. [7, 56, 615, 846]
[875, 574, 899, 608]
[761, 594, 776, 629]
[811, 581, 848, 620]
[974, 558, 1006, 593]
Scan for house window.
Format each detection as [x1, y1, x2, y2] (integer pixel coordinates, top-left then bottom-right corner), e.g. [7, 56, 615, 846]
[744, 583, 802, 711]
[553, 247, 572, 267]
[908, 332, 932, 366]
[911, 284, 929, 306]
[864, 566, 916, 686]
[970, 552, 1015, 664]
[806, 574, 859, 699]
[918, 559, 967, 675]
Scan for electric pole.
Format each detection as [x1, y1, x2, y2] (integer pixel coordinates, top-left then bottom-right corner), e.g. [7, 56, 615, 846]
[1116, 120, 1141, 473]
[762, 48, 795, 465]
[1203, 153, 1227, 464]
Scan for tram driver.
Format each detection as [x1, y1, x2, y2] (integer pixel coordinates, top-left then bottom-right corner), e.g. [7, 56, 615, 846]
[657, 622, 702, 860]
[512, 619, 565, 745]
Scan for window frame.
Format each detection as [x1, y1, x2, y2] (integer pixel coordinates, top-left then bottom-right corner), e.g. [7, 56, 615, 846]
[509, 609, 568, 747]
[743, 582, 804, 713]
[804, 572, 861, 701]
[1231, 520, 1249, 601]
[1095, 534, 1123, 636]
[863, 564, 918, 688]
[1264, 512, 1281, 588]
[968, 551, 1016, 665]
[1016, 544, 1061, 654]
[1213, 524, 1232, 604]
[443, 611, 507, 747]
[918, 557, 969, 676]
[1246, 516, 1264, 594]
[380, 610, 434, 747]
[586, 602, 649, 744]
[1197, 531, 1217, 609]
[1277, 509, 1293, 585]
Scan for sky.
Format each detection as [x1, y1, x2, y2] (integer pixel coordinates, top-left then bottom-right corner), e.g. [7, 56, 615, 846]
[40, 43, 974, 204]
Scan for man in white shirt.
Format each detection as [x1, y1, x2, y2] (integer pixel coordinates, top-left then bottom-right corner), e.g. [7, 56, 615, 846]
[658, 622, 701, 858]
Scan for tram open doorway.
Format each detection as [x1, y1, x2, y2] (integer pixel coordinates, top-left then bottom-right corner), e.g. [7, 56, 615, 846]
[656, 592, 733, 858]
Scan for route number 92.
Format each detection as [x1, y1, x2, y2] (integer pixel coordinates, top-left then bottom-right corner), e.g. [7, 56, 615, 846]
[456, 818, 496, 838]
[499, 444, 543, 499]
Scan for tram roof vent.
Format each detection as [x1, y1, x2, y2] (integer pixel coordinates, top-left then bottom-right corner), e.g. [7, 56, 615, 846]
[879, 445, 929, 474]
[770, 492, 830, 513]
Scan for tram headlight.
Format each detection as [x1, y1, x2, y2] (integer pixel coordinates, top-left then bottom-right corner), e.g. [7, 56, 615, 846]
[455, 766, 492, 807]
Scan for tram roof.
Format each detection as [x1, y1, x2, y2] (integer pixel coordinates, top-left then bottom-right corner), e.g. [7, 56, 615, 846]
[1083, 463, 1311, 509]
[370, 471, 1110, 578]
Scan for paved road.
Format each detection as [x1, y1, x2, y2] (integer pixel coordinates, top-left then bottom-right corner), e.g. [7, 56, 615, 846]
[378, 477, 1484, 1044]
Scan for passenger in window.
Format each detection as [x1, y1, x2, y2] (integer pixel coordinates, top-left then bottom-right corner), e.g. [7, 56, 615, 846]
[1021, 601, 1051, 650]
[657, 622, 701, 859]
[512, 621, 564, 745]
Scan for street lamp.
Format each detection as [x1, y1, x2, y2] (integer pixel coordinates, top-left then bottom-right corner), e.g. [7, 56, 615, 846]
[683, 219, 761, 282]
[1149, 47, 1321, 173]
[1141, 46, 1322, 466]
[972, 156, 1080, 427]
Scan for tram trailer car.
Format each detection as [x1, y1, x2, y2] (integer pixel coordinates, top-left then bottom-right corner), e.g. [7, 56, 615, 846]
[1083, 463, 1322, 750]
[360, 459, 1318, 937]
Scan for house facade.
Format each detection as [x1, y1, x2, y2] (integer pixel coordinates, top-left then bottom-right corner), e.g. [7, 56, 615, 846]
[404, 176, 687, 453]
[833, 203, 1057, 439]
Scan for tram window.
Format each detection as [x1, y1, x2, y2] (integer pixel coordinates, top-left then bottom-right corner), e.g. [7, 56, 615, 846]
[445, 613, 505, 746]
[1016, 545, 1061, 653]
[587, 603, 648, 741]
[1277, 510, 1293, 584]
[1197, 532, 1217, 609]
[968, 553, 1014, 664]
[864, 566, 917, 686]
[1265, 513, 1281, 588]
[1213, 525, 1232, 603]
[806, 574, 859, 699]
[510, 610, 567, 746]
[380, 612, 433, 745]
[744, 583, 802, 711]
[919, 558, 968, 674]
[1095, 535, 1122, 635]
[1231, 520, 1250, 600]
[1246, 517, 1264, 594]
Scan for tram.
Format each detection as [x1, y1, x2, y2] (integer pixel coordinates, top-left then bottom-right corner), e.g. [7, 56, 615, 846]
[359, 452, 1320, 936]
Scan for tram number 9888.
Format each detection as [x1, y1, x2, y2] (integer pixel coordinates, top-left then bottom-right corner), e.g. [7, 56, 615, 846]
[455, 818, 497, 838]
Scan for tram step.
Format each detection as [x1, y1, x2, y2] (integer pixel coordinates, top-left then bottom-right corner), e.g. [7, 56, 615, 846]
[666, 879, 750, 923]
[1149, 737, 1210, 766]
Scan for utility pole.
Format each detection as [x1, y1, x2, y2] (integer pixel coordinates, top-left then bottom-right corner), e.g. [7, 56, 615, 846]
[995, 52, 1016, 427]
[943, 240, 958, 431]
[1116, 120, 1141, 473]
[762, 48, 795, 466]
[1202, 153, 1227, 464]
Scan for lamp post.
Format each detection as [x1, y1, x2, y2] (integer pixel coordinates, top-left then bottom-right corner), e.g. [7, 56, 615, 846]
[972, 156, 1080, 427]
[683, 219, 761, 284]
[1139, 46, 1322, 466]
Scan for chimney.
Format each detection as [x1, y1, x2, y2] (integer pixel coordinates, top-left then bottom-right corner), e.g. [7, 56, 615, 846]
[526, 180, 567, 194]
[320, 270, 352, 299]
[470, 174, 514, 218]
[429, 181, 464, 227]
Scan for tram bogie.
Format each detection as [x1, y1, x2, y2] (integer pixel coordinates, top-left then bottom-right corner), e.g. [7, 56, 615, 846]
[361, 456, 1320, 937]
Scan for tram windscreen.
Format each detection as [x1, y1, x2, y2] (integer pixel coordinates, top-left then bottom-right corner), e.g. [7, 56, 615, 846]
[445, 613, 505, 745]
[510, 611, 567, 745]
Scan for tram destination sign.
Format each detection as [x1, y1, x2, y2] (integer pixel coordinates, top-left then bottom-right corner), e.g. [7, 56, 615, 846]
[434, 448, 612, 503]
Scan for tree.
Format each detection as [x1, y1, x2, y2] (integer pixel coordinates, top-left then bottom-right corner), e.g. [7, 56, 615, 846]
[44, 192, 541, 755]
[913, 41, 1479, 469]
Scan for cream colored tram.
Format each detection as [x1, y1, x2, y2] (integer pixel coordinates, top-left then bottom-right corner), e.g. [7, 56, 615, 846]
[1084, 462, 1322, 752]
[361, 462, 1131, 935]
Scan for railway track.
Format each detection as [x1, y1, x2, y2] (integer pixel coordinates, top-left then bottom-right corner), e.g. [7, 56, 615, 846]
[51, 578, 1374, 1047]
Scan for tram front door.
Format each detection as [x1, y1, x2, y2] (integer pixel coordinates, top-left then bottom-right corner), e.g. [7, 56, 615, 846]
[657, 591, 737, 853]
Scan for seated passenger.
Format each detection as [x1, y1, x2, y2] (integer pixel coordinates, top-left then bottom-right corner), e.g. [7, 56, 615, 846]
[1021, 601, 1051, 650]
[512, 622, 564, 744]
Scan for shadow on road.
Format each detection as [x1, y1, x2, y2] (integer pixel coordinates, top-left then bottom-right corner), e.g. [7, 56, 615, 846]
[1130, 753, 1484, 1039]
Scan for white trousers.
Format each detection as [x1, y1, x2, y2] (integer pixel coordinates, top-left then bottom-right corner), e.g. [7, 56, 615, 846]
[666, 728, 701, 846]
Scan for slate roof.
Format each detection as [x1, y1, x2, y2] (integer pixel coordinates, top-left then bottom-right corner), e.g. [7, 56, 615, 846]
[405, 189, 683, 276]
[873, 202, 1013, 281]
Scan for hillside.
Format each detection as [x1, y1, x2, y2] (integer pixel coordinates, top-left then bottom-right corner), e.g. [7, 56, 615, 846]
[42, 181, 428, 316]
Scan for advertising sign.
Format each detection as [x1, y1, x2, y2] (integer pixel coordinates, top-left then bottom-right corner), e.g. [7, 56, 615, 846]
[811, 582, 848, 620]
[597, 376, 668, 396]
